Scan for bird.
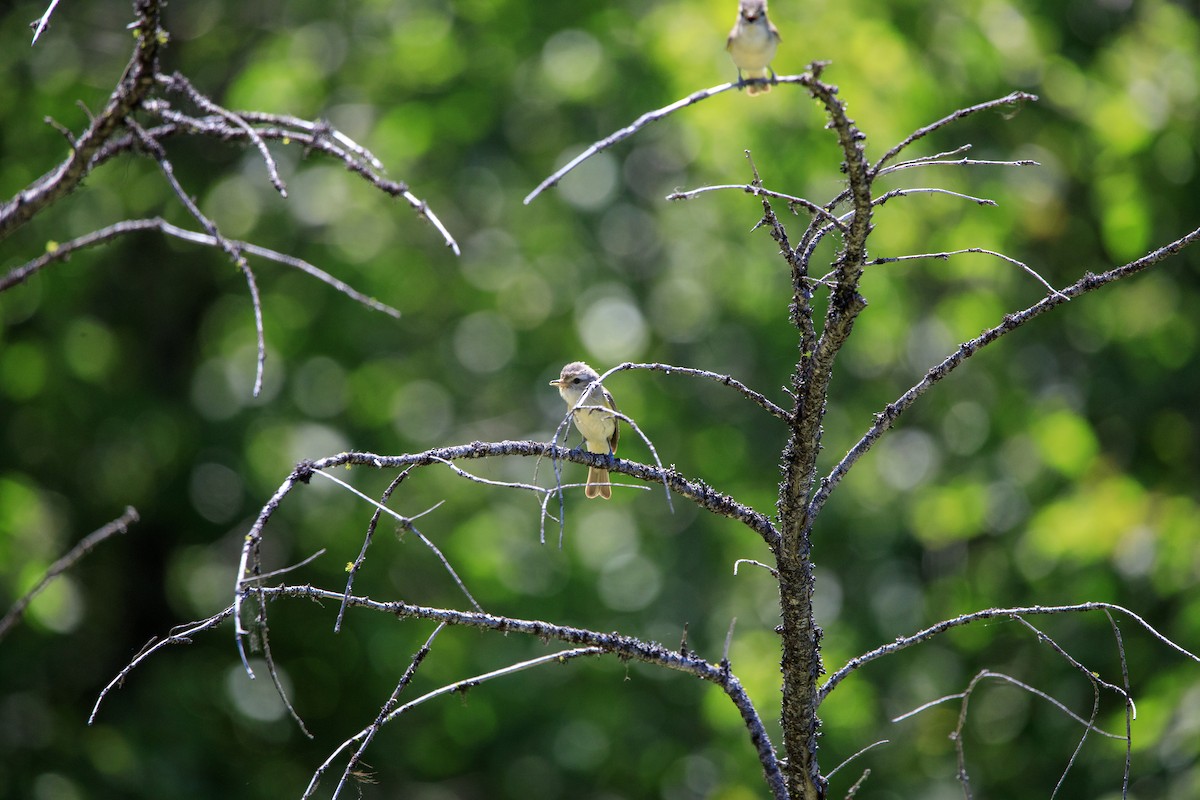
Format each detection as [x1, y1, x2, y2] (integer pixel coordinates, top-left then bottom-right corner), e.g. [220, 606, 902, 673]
[726, 0, 782, 96]
[549, 362, 619, 500]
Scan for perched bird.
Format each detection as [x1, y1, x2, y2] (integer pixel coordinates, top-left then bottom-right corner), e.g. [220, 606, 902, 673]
[549, 362, 619, 500]
[726, 0, 782, 96]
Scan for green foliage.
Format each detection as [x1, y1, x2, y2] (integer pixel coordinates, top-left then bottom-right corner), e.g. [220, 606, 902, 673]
[2, 0, 1198, 798]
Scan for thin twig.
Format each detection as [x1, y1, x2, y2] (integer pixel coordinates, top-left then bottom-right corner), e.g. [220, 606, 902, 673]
[1105, 610, 1135, 800]
[308, 645, 605, 800]
[733, 559, 778, 578]
[872, 186, 997, 208]
[157, 72, 287, 196]
[126, 118, 267, 397]
[235, 111, 386, 171]
[826, 739, 889, 780]
[312, 469, 481, 612]
[891, 670, 1121, 738]
[0, 506, 139, 641]
[1, 217, 400, 316]
[524, 81, 744, 205]
[868, 247, 1066, 298]
[606, 362, 787, 423]
[337, 470, 411, 633]
[1012, 617, 1132, 709]
[30, 0, 62, 45]
[667, 184, 848, 232]
[843, 768, 872, 799]
[872, 91, 1039, 174]
[257, 600, 314, 738]
[317, 623, 447, 800]
[245, 549, 327, 583]
[90, 606, 234, 724]
[875, 157, 1040, 180]
[722, 617, 737, 664]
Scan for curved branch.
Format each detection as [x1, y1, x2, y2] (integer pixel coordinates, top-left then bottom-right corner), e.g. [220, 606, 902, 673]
[868, 247, 1065, 298]
[523, 70, 819, 206]
[604, 362, 791, 422]
[157, 72, 287, 196]
[820, 602, 1200, 703]
[524, 81, 743, 205]
[872, 186, 997, 208]
[90, 605, 233, 724]
[0, 217, 400, 317]
[232, 442, 780, 674]
[267, 584, 787, 800]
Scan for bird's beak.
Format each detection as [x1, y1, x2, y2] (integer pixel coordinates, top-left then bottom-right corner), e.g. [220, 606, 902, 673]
[548, 379, 562, 387]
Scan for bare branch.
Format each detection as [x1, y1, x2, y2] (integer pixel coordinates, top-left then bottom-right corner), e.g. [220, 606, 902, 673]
[826, 739, 889, 780]
[0, 506, 139, 642]
[261, 583, 787, 800]
[126, 117, 267, 396]
[524, 81, 744, 205]
[156, 72, 287, 197]
[315, 623, 447, 800]
[612, 362, 790, 423]
[868, 247, 1066, 298]
[524, 68, 826, 205]
[667, 183, 849, 233]
[1, 216, 399, 315]
[875, 156, 1040, 180]
[821, 602, 1200, 702]
[90, 606, 233, 724]
[895, 669, 1120, 799]
[311, 644, 603, 800]
[234, 111, 385, 171]
[811, 221, 1200, 518]
[337, 469, 411, 633]
[872, 186, 997, 208]
[1012, 616, 1132, 707]
[29, 0, 62, 45]
[872, 91, 1039, 174]
[2, 0, 163, 240]
[891, 670, 1121, 738]
[313, 469, 482, 612]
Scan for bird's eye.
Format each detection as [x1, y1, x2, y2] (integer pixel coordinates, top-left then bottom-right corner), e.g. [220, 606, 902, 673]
[572, 378, 582, 384]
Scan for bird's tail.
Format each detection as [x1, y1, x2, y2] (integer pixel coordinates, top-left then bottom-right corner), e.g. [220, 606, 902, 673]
[745, 68, 773, 96]
[586, 467, 612, 500]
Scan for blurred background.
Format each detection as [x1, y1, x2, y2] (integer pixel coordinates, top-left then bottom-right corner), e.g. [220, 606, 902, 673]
[1, 0, 1197, 797]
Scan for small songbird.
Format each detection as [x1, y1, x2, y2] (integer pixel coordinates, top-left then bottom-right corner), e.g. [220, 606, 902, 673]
[726, 0, 782, 96]
[549, 362, 619, 500]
